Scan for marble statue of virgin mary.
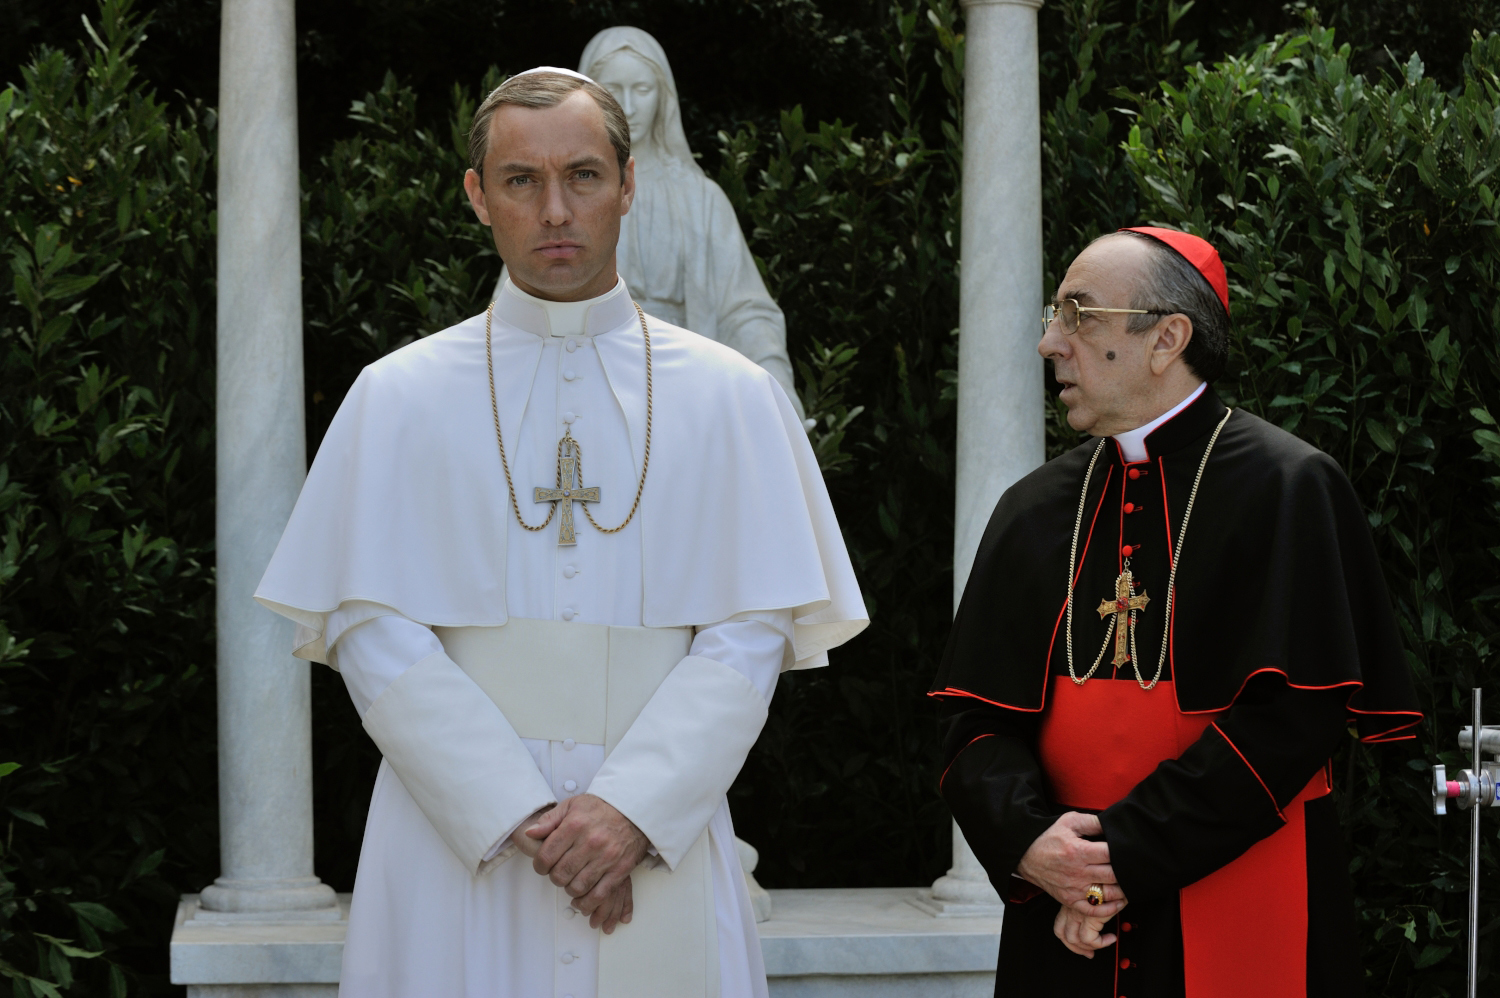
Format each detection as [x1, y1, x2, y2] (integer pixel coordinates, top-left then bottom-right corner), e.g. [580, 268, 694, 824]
[579, 27, 804, 418]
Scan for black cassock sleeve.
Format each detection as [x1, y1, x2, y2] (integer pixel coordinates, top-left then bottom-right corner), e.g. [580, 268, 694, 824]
[938, 674, 1348, 902]
[1100, 674, 1349, 903]
[938, 706, 1056, 892]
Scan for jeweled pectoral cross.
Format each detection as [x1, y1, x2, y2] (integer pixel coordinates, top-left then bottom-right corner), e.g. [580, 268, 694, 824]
[534, 434, 600, 546]
[1096, 568, 1151, 667]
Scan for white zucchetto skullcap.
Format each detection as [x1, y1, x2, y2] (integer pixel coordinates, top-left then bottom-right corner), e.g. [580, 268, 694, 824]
[508, 66, 596, 84]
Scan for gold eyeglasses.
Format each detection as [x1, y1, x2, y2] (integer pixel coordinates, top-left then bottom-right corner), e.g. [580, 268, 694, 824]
[1043, 299, 1172, 334]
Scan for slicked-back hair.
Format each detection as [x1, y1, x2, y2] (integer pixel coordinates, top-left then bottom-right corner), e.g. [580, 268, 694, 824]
[467, 72, 631, 186]
[1110, 230, 1231, 383]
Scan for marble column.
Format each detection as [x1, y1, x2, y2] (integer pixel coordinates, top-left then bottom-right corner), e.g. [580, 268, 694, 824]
[925, 0, 1046, 915]
[198, 0, 336, 917]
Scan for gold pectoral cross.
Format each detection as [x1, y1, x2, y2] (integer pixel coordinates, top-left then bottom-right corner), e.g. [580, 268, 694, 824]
[533, 433, 600, 546]
[1096, 568, 1151, 667]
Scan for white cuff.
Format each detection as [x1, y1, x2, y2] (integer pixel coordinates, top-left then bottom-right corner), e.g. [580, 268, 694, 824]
[588, 655, 768, 870]
[362, 651, 557, 874]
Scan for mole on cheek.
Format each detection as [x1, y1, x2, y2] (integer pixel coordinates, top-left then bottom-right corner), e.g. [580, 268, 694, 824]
[1106, 351, 1116, 361]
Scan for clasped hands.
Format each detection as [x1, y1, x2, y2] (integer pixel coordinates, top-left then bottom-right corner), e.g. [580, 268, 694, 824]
[1016, 811, 1128, 959]
[510, 794, 649, 934]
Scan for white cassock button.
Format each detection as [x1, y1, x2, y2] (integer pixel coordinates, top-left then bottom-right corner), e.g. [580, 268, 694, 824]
[563, 369, 578, 381]
[563, 738, 576, 751]
[560, 952, 575, 965]
[563, 564, 578, 578]
[563, 779, 578, 792]
[562, 411, 577, 425]
[560, 607, 576, 621]
[566, 339, 579, 352]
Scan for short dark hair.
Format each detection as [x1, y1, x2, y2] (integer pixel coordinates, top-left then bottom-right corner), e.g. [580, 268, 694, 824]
[1111, 230, 1231, 383]
[467, 72, 631, 185]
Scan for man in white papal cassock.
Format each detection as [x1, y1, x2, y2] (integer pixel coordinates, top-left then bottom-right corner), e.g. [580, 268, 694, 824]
[253, 67, 867, 998]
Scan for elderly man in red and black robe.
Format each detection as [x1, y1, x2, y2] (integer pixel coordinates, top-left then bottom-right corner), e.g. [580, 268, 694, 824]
[930, 227, 1421, 998]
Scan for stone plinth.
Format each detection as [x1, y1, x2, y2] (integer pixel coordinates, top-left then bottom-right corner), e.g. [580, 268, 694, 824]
[172, 887, 1000, 997]
[761, 887, 1000, 996]
[171, 895, 344, 996]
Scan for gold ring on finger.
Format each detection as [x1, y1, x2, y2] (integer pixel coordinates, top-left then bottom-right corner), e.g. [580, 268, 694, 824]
[1086, 884, 1105, 907]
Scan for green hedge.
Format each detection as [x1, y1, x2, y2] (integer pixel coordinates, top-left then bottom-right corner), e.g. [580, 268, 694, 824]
[0, 3, 218, 994]
[1120, 28, 1500, 991]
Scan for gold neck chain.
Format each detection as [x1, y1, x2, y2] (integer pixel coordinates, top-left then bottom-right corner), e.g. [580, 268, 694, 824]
[485, 298, 654, 536]
[1065, 408, 1234, 689]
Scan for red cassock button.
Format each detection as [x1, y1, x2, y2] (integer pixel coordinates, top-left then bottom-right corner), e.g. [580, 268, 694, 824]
[1121, 545, 1134, 557]
[1128, 468, 1144, 479]
[1124, 502, 1136, 513]
[1120, 958, 1132, 969]
[1121, 922, 1133, 932]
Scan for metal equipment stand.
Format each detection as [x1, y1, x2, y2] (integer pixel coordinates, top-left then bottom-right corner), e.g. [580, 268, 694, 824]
[1432, 688, 1497, 998]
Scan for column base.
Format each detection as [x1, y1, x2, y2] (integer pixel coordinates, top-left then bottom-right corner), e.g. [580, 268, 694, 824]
[907, 886, 1007, 918]
[188, 988, 336, 998]
[197, 878, 341, 921]
[172, 895, 347, 989]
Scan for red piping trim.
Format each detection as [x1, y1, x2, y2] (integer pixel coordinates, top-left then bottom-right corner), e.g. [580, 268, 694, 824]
[1177, 667, 1362, 713]
[1041, 465, 1115, 703]
[1347, 705, 1423, 743]
[1078, 465, 1115, 589]
[1158, 457, 1174, 570]
[926, 687, 1042, 712]
[1179, 667, 1423, 743]
[1212, 721, 1285, 822]
[1116, 474, 1127, 570]
[1113, 475, 1128, 678]
[1346, 705, 1425, 718]
[930, 676, 1423, 741]
[938, 733, 996, 791]
[1158, 455, 1180, 705]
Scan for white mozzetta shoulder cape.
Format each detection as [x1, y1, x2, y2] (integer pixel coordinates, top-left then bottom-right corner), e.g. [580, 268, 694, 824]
[255, 304, 867, 668]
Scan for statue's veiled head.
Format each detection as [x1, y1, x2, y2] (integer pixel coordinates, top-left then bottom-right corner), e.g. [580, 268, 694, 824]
[580, 27, 699, 172]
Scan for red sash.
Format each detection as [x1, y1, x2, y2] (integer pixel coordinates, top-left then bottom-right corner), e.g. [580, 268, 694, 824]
[1036, 677, 1327, 998]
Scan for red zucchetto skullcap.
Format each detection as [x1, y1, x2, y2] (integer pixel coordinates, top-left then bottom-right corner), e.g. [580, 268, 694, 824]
[1119, 226, 1230, 317]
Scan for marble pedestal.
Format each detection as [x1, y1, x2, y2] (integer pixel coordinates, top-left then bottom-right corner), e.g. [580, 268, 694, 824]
[172, 887, 1001, 997]
[760, 888, 1001, 997]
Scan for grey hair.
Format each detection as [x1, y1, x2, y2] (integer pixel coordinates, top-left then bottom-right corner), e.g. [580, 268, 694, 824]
[1112, 230, 1231, 383]
[467, 71, 631, 185]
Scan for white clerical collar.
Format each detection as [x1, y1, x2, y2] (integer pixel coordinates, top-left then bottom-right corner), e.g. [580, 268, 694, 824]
[494, 276, 636, 339]
[1113, 381, 1207, 463]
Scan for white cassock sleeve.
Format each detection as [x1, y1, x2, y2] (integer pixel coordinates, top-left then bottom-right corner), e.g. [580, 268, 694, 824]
[332, 609, 557, 875]
[587, 610, 790, 871]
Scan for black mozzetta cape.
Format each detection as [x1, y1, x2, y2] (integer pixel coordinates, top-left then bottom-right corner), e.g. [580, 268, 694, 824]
[933, 385, 1418, 733]
[930, 386, 1421, 998]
